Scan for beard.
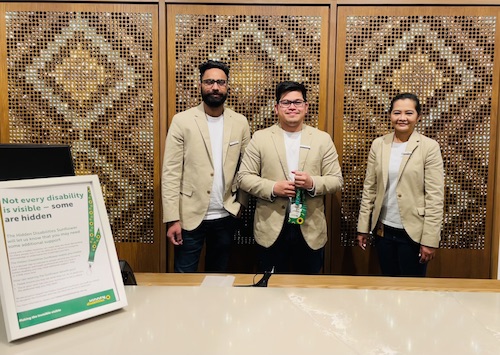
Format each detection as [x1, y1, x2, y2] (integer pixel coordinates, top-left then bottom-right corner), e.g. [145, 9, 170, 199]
[201, 90, 227, 108]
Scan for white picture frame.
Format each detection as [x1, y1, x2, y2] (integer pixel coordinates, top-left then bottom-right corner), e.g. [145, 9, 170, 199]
[0, 175, 127, 341]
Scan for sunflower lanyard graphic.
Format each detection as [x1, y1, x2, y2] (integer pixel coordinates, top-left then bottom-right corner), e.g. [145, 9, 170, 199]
[87, 187, 102, 268]
[288, 188, 306, 225]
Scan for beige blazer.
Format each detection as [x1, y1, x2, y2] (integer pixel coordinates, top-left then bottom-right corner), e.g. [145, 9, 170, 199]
[238, 124, 343, 250]
[357, 131, 444, 248]
[161, 104, 250, 231]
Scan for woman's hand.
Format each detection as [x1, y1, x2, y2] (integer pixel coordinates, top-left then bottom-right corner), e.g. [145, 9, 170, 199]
[419, 245, 436, 263]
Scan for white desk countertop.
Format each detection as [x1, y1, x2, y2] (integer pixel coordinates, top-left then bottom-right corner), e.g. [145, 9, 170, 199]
[1, 285, 500, 354]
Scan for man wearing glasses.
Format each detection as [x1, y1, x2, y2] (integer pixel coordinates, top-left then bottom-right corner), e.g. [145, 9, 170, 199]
[238, 81, 343, 274]
[162, 60, 250, 272]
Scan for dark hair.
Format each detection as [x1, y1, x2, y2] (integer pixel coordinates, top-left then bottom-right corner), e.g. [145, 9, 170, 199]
[389, 93, 421, 116]
[199, 60, 230, 80]
[276, 81, 307, 103]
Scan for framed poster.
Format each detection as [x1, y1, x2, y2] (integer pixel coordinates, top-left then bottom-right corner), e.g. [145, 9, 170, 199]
[0, 175, 127, 341]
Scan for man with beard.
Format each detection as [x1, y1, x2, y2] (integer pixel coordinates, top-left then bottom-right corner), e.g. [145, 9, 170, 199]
[162, 60, 250, 272]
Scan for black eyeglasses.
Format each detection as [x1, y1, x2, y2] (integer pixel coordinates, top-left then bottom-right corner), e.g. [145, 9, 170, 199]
[278, 100, 306, 108]
[201, 79, 227, 87]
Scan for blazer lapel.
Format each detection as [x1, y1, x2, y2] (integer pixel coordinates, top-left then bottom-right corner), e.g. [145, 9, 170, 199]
[222, 110, 232, 166]
[382, 133, 393, 189]
[193, 104, 213, 166]
[298, 125, 312, 171]
[398, 132, 420, 181]
[271, 125, 290, 180]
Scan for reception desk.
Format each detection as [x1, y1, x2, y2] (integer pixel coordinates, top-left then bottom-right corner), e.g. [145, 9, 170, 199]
[1, 274, 500, 354]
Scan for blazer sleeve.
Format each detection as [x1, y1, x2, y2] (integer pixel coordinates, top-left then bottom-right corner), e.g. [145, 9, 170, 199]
[310, 132, 343, 196]
[161, 116, 183, 223]
[420, 140, 444, 247]
[236, 119, 252, 207]
[237, 131, 276, 201]
[357, 139, 379, 234]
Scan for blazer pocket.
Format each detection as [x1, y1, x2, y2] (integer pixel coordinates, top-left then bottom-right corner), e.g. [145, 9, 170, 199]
[304, 158, 321, 174]
[180, 183, 193, 197]
[416, 207, 425, 216]
[227, 142, 242, 161]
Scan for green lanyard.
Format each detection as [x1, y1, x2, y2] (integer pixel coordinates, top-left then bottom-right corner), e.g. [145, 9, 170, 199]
[288, 188, 307, 224]
[88, 187, 102, 267]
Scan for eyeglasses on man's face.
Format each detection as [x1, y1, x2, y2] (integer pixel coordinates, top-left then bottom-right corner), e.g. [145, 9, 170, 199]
[278, 100, 306, 108]
[201, 79, 228, 87]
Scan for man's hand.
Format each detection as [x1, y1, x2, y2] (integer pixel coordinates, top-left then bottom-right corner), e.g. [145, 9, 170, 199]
[273, 180, 296, 197]
[356, 233, 368, 250]
[292, 170, 314, 190]
[167, 221, 183, 245]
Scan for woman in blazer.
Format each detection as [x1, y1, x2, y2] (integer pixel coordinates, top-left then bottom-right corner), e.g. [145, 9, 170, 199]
[356, 93, 444, 277]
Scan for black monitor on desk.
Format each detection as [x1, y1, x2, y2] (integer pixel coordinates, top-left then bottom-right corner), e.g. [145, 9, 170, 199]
[0, 144, 75, 181]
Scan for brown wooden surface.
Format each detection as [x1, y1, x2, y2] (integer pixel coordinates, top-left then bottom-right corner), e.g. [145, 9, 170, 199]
[135, 272, 500, 292]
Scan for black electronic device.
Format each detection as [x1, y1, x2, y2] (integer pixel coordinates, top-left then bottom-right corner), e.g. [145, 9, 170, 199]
[119, 260, 137, 286]
[253, 266, 275, 287]
[0, 144, 75, 181]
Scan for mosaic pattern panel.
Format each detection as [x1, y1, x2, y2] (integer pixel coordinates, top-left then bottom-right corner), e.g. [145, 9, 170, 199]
[341, 15, 495, 249]
[174, 13, 324, 244]
[6, 11, 155, 244]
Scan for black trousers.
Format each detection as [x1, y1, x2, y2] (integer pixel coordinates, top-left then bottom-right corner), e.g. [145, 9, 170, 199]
[375, 224, 427, 277]
[258, 223, 324, 274]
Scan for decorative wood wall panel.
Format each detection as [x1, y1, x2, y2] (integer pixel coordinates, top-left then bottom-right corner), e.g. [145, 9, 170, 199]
[1, 2, 499, 277]
[336, 6, 499, 277]
[1, 3, 160, 271]
[167, 5, 329, 247]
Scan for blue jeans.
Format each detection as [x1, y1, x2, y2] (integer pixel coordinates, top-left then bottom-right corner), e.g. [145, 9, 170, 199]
[259, 223, 324, 274]
[375, 224, 427, 277]
[174, 216, 236, 273]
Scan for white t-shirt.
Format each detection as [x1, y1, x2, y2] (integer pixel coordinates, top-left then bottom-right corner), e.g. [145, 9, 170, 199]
[204, 114, 229, 220]
[380, 141, 408, 229]
[283, 130, 301, 181]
